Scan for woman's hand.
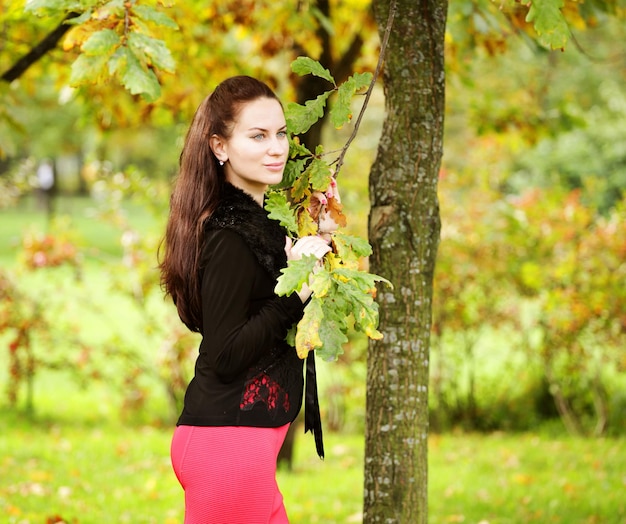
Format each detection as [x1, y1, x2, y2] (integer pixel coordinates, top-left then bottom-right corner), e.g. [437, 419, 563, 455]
[285, 235, 331, 262]
[284, 235, 332, 303]
[308, 178, 342, 241]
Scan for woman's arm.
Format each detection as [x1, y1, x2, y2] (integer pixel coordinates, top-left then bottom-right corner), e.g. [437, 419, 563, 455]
[200, 229, 304, 381]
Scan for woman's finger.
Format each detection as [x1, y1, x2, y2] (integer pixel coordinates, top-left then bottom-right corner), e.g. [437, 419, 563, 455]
[291, 235, 331, 260]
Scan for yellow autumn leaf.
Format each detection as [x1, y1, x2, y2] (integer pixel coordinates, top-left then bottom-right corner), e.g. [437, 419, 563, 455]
[63, 24, 95, 51]
[295, 300, 323, 359]
[297, 207, 319, 237]
[365, 326, 383, 340]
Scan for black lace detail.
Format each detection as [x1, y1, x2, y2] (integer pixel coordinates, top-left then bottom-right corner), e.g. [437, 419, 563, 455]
[239, 347, 301, 419]
[240, 373, 290, 414]
[205, 183, 287, 280]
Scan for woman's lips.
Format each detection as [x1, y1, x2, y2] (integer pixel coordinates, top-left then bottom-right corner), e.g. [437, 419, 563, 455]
[264, 162, 285, 172]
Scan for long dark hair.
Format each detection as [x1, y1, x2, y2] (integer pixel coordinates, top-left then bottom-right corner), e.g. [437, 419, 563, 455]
[159, 76, 280, 332]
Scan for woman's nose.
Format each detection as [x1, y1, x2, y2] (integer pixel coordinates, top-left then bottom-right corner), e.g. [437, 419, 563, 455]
[268, 135, 288, 155]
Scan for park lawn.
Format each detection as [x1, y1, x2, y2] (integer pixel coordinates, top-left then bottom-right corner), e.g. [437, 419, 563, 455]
[428, 431, 625, 524]
[0, 195, 161, 266]
[1, 397, 624, 524]
[1, 197, 625, 523]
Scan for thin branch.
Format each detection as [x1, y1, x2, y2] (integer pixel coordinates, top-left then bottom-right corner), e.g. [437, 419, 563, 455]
[1, 12, 80, 83]
[333, 0, 397, 179]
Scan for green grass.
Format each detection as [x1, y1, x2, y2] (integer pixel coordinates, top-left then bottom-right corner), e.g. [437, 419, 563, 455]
[429, 432, 625, 524]
[2, 196, 625, 523]
[2, 398, 624, 524]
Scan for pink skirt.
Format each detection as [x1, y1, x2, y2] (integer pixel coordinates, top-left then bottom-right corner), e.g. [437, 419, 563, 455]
[171, 424, 290, 524]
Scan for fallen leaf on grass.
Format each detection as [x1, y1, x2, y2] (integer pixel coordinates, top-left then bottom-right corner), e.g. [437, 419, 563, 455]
[46, 516, 77, 524]
[6, 505, 21, 516]
[30, 469, 52, 482]
[19, 481, 47, 496]
[561, 481, 578, 495]
[512, 473, 534, 485]
[58, 485, 73, 499]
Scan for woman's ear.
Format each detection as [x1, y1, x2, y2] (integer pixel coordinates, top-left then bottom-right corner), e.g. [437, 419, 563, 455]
[209, 134, 228, 164]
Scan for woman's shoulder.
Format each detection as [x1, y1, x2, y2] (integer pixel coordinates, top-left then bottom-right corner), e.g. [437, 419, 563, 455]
[202, 227, 254, 257]
[202, 184, 287, 278]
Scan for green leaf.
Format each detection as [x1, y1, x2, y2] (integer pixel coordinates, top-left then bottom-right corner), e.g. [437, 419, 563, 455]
[331, 267, 389, 341]
[330, 90, 352, 129]
[116, 47, 161, 102]
[335, 267, 391, 293]
[333, 280, 381, 338]
[285, 91, 331, 135]
[329, 72, 372, 129]
[81, 29, 120, 56]
[66, 10, 93, 25]
[93, 0, 124, 19]
[275, 255, 317, 296]
[309, 269, 333, 298]
[132, 4, 179, 29]
[24, 0, 53, 11]
[265, 191, 298, 236]
[285, 325, 296, 347]
[101, 0, 125, 14]
[276, 138, 311, 188]
[350, 71, 373, 91]
[289, 137, 312, 158]
[107, 46, 125, 75]
[525, 0, 570, 50]
[308, 157, 332, 191]
[291, 56, 335, 85]
[279, 156, 308, 189]
[317, 315, 349, 361]
[357, 302, 383, 340]
[290, 164, 311, 201]
[69, 53, 108, 86]
[127, 32, 175, 72]
[333, 232, 373, 260]
[24, 0, 73, 13]
[335, 278, 375, 310]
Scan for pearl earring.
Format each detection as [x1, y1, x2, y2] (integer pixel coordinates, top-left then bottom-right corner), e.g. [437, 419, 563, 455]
[219, 160, 224, 166]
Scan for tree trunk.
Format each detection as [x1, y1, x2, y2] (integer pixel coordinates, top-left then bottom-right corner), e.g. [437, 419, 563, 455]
[363, 1, 447, 522]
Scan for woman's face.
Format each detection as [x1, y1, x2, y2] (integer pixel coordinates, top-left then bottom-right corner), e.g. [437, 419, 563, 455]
[212, 97, 289, 203]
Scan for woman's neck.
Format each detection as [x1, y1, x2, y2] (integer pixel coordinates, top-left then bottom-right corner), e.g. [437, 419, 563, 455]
[226, 179, 266, 206]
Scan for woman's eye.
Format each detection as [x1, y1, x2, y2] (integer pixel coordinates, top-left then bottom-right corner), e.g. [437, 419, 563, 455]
[277, 131, 287, 138]
[253, 133, 265, 140]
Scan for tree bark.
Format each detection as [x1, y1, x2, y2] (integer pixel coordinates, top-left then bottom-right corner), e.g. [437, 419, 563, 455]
[363, 1, 447, 522]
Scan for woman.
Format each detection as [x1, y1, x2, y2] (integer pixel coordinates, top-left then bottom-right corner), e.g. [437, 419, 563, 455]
[159, 76, 331, 523]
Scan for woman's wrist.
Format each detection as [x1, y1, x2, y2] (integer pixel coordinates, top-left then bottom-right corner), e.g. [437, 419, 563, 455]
[297, 282, 312, 303]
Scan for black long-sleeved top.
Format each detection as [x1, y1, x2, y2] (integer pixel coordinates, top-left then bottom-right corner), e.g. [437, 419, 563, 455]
[177, 184, 306, 428]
